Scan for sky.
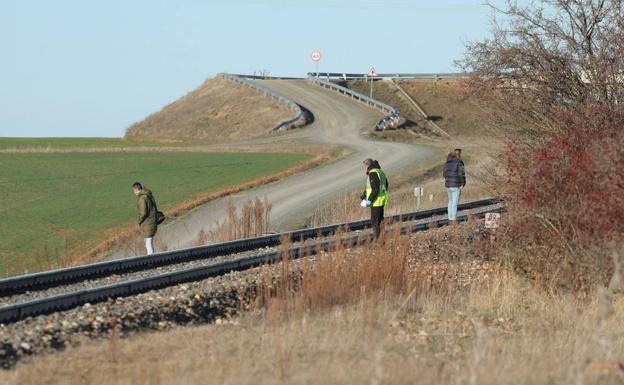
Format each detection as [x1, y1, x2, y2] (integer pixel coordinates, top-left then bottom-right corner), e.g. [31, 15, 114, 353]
[0, 0, 505, 137]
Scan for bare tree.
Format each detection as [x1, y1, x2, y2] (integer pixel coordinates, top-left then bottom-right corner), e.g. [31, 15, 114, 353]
[459, 0, 624, 134]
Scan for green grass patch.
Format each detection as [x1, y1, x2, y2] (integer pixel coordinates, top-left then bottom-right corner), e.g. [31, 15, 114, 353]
[0, 151, 310, 276]
[0, 137, 197, 149]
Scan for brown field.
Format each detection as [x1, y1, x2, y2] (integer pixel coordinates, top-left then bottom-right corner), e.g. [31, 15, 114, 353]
[125, 77, 294, 141]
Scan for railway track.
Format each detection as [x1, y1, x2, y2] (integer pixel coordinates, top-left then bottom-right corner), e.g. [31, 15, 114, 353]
[0, 198, 502, 325]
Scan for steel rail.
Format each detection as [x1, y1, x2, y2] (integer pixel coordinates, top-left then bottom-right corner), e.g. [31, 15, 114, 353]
[0, 202, 503, 324]
[0, 199, 499, 297]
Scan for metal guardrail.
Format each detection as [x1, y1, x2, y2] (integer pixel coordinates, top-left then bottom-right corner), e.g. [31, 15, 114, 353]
[307, 76, 400, 132]
[217, 73, 305, 131]
[224, 74, 304, 80]
[0, 199, 503, 324]
[308, 72, 467, 80]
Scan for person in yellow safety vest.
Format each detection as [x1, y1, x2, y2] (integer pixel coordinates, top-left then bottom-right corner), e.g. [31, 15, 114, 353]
[360, 158, 389, 239]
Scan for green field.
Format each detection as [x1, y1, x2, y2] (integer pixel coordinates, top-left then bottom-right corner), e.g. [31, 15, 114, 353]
[0, 151, 309, 276]
[0, 137, 195, 149]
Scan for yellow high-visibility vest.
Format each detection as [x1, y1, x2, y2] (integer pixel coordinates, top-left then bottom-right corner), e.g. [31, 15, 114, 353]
[366, 168, 388, 207]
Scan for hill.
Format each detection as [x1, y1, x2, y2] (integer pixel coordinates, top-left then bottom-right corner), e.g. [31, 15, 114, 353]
[125, 78, 294, 142]
[340, 79, 490, 138]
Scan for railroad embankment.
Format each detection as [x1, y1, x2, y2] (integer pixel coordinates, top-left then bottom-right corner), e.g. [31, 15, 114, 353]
[125, 77, 294, 142]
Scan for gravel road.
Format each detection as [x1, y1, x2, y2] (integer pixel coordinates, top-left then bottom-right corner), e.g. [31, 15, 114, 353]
[111, 80, 437, 257]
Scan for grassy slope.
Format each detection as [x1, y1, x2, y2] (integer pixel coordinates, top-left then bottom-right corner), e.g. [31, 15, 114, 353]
[0, 151, 309, 275]
[125, 78, 294, 142]
[395, 79, 490, 137]
[343, 79, 490, 138]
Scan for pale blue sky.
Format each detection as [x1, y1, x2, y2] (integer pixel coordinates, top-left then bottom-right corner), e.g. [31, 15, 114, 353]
[0, 0, 503, 137]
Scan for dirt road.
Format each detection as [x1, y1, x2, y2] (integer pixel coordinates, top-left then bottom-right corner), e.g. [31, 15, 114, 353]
[112, 80, 438, 256]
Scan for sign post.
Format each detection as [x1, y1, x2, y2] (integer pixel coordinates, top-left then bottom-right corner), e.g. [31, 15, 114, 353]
[368, 67, 377, 98]
[311, 50, 322, 77]
[485, 212, 501, 243]
[414, 186, 424, 211]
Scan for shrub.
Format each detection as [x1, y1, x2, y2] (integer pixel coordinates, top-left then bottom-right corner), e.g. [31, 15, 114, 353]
[502, 107, 624, 288]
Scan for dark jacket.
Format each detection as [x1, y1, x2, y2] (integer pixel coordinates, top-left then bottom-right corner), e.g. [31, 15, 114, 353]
[443, 156, 466, 188]
[137, 189, 158, 238]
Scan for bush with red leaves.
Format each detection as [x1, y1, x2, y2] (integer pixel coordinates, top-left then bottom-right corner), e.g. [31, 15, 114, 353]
[503, 107, 624, 287]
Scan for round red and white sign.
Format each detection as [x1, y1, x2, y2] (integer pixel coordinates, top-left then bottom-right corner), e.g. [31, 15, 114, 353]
[311, 50, 322, 62]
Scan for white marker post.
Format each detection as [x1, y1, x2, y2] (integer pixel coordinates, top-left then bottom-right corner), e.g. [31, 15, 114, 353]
[414, 186, 424, 211]
[311, 50, 322, 77]
[485, 212, 501, 243]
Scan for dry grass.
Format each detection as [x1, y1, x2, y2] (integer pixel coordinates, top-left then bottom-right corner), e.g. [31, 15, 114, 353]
[4, 226, 623, 385]
[342, 79, 494, 140]
[196, 197, 273, 245]
[125, 78, 294, 141]
[394, 79, 494, 138]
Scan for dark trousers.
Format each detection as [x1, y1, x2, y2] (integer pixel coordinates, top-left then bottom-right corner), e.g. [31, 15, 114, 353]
[370, 205, 384, 239]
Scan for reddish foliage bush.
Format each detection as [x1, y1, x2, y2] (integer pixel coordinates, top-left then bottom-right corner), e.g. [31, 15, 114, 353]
[503, 107, 624, 286]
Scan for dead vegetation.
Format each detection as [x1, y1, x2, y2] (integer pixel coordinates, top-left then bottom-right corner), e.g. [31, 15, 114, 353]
[125, 77, 294, 142]
[3, 224, 623, 385]
[195, 198, 273, 246]
[458, 0, 624, 290]
[340, 79, 492, 139]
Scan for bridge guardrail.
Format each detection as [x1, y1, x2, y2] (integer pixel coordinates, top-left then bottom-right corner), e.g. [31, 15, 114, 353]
[225, 74, 304, 80]
[307, 76, 400, 132]
[218, 73, 305, 131]
[308, 72, 467, 80]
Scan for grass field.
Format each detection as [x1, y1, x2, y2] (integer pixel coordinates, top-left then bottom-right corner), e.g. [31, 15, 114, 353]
[0, 151, 310, 276]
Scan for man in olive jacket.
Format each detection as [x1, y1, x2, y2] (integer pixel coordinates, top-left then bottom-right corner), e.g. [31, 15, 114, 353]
[132, 182, 158, 255]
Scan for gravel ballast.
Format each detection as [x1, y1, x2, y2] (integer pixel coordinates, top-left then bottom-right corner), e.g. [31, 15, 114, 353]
[0, 224, 492, 369]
